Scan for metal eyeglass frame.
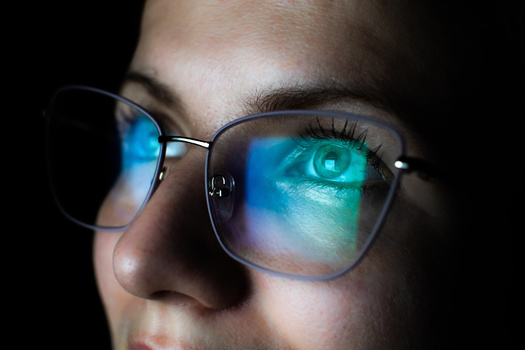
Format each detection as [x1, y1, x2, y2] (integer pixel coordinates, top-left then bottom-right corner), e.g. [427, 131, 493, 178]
[47, 85, 418, 281]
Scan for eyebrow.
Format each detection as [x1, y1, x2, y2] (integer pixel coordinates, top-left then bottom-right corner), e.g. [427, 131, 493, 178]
[124, 71, 185, 112]
[244, 83, 391, 116]
[123, 71, 392, 118]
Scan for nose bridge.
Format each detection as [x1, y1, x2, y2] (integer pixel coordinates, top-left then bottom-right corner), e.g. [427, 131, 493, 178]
[156, 135, 211, 184]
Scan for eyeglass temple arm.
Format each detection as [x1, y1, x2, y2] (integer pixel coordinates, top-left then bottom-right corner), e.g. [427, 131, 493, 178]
[159, 137, 448, 184]
[395, 156, 451, 183]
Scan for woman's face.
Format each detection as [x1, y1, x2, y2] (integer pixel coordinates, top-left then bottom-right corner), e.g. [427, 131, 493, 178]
[94, 0, 456, 349]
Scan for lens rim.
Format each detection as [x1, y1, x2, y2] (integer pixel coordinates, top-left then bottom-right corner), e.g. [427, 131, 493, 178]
[205, 110, 407, 281]
[46, 85, 167, 232]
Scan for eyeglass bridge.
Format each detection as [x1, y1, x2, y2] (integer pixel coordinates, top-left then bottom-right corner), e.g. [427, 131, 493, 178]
[158, 135, 237, 198]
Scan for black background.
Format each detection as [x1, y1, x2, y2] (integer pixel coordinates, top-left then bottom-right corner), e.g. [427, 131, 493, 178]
[8, 1, 143, 348]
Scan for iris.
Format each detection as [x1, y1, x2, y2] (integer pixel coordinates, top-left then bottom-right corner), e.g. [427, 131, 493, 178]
[313, 144, 351, 179]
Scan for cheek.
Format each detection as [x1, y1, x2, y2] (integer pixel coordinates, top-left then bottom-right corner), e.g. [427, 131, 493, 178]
[250, 196, 444, 349]
[93, 231, 128, 332]
[254, 266, 415, 349]
[93, 231, 116, 290]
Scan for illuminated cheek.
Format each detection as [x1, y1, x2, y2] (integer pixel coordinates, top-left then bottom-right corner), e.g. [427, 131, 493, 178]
[255, 275, 393, 349]
[244, 183, 362, 252]
[241, 154, 365, 264]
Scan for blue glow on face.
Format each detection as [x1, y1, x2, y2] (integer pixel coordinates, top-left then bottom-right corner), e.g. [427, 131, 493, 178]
[243, 136, 373, 265]
[121, 115, 160, 169]
[111, 114, 161, 208]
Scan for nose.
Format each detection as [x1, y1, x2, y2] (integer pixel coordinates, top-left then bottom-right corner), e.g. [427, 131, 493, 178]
[112, 150, 248, 308]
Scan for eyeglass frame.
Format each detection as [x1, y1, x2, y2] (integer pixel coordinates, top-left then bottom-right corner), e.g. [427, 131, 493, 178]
[46, 85, 424, 281]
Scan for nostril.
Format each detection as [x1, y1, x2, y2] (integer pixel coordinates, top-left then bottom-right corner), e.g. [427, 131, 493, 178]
[150, 290, 171, 300]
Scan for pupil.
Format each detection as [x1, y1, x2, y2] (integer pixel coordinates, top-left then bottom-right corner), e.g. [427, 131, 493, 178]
[314, 145, 351, 179]
[324, 152, 338, 172]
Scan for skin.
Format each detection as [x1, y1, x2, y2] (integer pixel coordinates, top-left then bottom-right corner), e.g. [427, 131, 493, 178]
[94, 0, 460, 349]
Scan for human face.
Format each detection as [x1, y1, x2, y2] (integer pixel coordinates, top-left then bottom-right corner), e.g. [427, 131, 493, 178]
[94, 0, 455, 349]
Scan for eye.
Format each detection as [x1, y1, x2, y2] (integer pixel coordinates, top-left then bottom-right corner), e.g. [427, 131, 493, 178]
[284, 137, 385, 193]
[310, 143, 364, 182]
[121, 114, 161, 164]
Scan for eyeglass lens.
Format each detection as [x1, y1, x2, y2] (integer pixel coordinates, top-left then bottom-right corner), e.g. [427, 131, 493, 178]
[207, 113, 401, 277]
[47, 88, 162, 228]
[47, 87, 403, 278]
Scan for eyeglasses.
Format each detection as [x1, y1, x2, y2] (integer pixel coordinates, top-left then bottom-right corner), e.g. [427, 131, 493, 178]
[46, 85, 414, 281]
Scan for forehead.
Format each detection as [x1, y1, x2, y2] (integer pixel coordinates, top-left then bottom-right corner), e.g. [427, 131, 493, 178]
[141, 0, 393, 48]
[131, 0, 448, 131]
[137, 0, 419, 68]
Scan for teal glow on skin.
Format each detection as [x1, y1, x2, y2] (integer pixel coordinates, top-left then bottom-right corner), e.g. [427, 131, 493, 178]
[239, 136, 372, 274]
[121, 115, 160, 170]
[116, 114, 160, 208]
[97, 114, 162, 227]
[117, 114, 186, 207]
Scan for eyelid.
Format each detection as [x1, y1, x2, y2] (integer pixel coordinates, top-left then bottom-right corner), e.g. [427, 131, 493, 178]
[145, 107, 190, 137]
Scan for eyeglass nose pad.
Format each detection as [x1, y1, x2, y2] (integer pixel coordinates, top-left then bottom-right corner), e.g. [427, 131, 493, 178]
[209, 172, 235, 221]
[158, 166, 167, 182]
